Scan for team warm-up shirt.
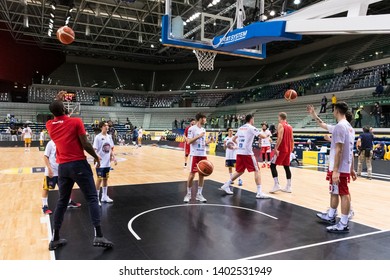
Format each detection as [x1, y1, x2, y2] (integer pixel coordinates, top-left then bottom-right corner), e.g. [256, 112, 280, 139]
[235, 124, 261, 156]
[22, 127, 32, 139]
[44, 140, 58, 176]
[259, 129, 272, 147]
[327, 119, 354, 173]
[46, 115, 87, 164]
[278, 121, 293, 153]
[188, 125, 206, 156]
[93, 133, 114, 168]
[224, 136, 237, 160]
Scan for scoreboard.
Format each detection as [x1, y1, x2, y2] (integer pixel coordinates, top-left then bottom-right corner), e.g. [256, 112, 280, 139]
[64, 92, 76, 102]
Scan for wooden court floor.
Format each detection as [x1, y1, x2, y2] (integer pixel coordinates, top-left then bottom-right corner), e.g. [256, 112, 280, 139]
[0, 145, 389, 260]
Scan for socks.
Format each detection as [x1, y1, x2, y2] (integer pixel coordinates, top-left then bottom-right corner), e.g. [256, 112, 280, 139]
[257, 185, 262, 193]
[229, 173, 233, 179]
[287, 179, 292, 187]
[328, 207, 337, 218]
[340, 214, 349, 225]
[198, 187, 203, 194]
[94, 226, 103, 238]
[102, 186, 108, 198]
[187, 187, 191, 195]
[42, 197, 48, 207]
[273, 177, 279, 185]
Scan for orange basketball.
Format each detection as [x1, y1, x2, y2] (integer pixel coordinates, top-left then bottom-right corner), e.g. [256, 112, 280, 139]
[197, 160, 214, 176]
[57, 26, 75, 45]
[284, 89, 297, 101]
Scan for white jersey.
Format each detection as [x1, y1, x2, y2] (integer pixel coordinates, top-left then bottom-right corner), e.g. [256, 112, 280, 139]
[327, 119, 354, 173]
[22, 127, 32, 139]
[138, 128, 143, 137]
[39, 132, 45, 141]
[259, 129, 272, 147]
[236, 123, 261, 156]
[93, 133, 114, 168]
[44, 140, 58, 176]
[188, 125, 206, 156]
[224, 136, 237, 160]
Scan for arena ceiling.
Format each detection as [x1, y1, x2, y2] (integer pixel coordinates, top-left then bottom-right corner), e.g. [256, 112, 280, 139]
[1, 0, 389, 64]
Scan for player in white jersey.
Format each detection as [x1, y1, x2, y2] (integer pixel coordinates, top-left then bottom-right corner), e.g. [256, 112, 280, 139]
[39, 129, 45, 146]
[220, 114, 270, 199]
[22, 124, 32, 151]
[184, 113, 209, 203]
[224, 127, 242, 186]
[93, 121, 117, 205]
[307, 103, 357, 233]
[138, 127, 143, 147]
[41, 140, 81, 214]
[259, 123, 272, 168]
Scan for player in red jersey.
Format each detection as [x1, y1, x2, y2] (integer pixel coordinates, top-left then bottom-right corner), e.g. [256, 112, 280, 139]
[46, 93, 113, 250]
[269, 112, 295, 194]
[183, 119, 196, 168]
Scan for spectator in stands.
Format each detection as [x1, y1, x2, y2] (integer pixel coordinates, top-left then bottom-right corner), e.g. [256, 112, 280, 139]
[381, 69, 387, 85]
[174, 119, 178, 129]
[320, 95, 328, 113]
[373, 142, 385, 160]
[372, 82, 384, 97]
[305, 139, 318, 151]
[354, 105, 364, 128]
[132, 126, 138, 145]
[370, 102, 382, 128]
[331, 94, 337, 112]
[107, 120, 117, 143]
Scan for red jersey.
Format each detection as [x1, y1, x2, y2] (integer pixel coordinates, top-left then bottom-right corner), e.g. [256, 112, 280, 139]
[46, 115, 87, 164]
[184, 125, 191, 137]
[278, 121, 293, 153]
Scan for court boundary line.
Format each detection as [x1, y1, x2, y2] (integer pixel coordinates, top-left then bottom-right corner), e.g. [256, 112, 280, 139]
[128, 203, 278, 240]
[240, 229, 389, 260]
[40, 215, 55, 260]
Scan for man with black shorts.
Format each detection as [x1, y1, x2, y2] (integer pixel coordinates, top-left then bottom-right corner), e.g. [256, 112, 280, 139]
[183, 119, 196, 168]
[183, 113, 208, 203]
[46, 97, 113, 250]
[220, 114, 269, 199]
[269, 112, 294, 194]
[93, 121, 117, 205]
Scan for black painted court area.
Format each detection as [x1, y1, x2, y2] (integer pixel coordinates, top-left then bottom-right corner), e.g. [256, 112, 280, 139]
[49, 181, 390, 260]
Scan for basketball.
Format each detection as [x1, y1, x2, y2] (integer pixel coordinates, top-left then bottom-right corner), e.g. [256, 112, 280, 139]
[284, 89, 298, 101]
[57, 26, 75, 45]
[197, 159, 214, 176]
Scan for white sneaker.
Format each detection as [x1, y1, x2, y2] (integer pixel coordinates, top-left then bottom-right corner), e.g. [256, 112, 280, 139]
[221, 182, 233, 195]
[281, 186, 292, 193]
[183, 193, 191, 203]
[196, 193, 207, 203]
[98, 199, 101, 207]
[101, 196, 113, 203]
[326, 221, 349, 233]
[316, 209, 337, 224]
[269, 184, 281, 193]
[256, 192, 271, 199]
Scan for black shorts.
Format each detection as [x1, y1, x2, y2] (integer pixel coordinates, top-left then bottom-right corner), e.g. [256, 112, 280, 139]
[96, 167, 110, 179]
[225, 159, 236, 168]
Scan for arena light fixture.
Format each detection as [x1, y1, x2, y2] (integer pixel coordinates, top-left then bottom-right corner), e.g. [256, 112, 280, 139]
[50, 1, 56, 10]
[293, 0, 301, 5]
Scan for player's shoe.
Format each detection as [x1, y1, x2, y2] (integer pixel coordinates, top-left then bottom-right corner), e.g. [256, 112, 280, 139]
[326, 221, 349, 233]
[221, 182, 233, 195]
[42, 205, 52, 215]
[183, 193, 191, 203]
[316, 210, 337, 224]
[93, 236, 114, 248]
[261, 163, 266, 168]
[267, 163, 270, 168]
[269, 184, 281, 193]
[256, 192, 271, 199]
[281, 186, 292, 193]
[49, 239, 67, 250]
[238, 178, 243, 186]
[101, 196, 113, 203]
[68, 200, 81, 208]
[196, 193, 207, 203]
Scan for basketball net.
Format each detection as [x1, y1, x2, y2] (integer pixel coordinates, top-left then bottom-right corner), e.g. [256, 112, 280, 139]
[194, 49, 217, 71]
[64, 102, 81, 116]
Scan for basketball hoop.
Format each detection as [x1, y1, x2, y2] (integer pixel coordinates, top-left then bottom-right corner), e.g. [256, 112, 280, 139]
[194, 49, 217, 71]
[63, 102, 81, 116]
